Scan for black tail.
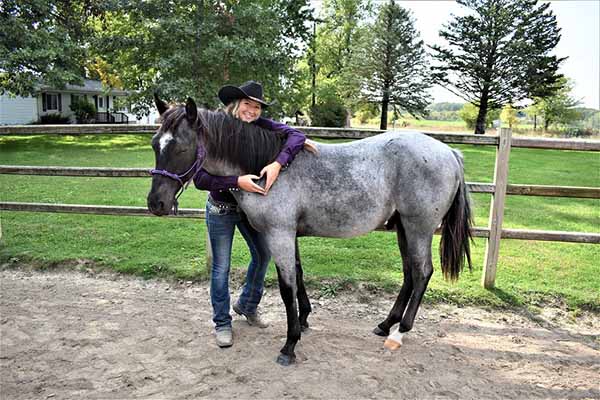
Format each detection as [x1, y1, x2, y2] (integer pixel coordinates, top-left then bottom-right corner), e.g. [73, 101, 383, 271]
[439, 151, 473, 281]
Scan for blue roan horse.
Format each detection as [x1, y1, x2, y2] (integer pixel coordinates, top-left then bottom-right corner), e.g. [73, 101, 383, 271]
[147, 96, 473, 366]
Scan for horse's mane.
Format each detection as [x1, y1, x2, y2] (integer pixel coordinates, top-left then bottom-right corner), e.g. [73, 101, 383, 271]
[197, 109, 286, 175]
[160, 105, 187, 134]
[159, 105, 285, 175]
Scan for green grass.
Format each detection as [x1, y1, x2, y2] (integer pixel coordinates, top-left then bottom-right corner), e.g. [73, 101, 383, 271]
[1, 134, 599, 310]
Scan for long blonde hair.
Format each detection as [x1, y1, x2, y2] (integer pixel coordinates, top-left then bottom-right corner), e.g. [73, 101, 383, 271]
[223, 99, 241, 119]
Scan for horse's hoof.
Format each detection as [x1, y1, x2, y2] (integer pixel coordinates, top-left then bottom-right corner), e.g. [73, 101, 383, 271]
[373, 326, 388, 337]
[383, 338, 402, 350]
[301, 323, 309, 332]
[276, 353, 296, 366]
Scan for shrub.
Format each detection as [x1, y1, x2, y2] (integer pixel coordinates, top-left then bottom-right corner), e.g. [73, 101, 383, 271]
[70, 99, 97, 123]
[310, 98, 347, 127]
[500, 104, 517, 128]
[459, 103, 500, 129]
[39, 113, 70, 124]
[562, 127, 594, 138]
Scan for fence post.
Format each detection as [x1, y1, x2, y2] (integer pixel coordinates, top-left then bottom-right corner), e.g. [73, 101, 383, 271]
[482, 127, 512, 289]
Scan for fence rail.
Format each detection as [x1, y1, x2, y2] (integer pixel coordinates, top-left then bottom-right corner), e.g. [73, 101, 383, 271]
[2, 124, 600, 151]
[1, 165, 598, 199]
[1, 124, 599, 288]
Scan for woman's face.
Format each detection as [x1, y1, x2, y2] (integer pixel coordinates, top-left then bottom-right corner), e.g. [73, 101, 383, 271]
[237, 98, 262, 122]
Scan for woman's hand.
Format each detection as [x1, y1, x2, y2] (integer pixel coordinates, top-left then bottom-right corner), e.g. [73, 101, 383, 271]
[238, 174, 266, 195]
[304, 139, 319, 154]
[260, 161, 282, 194]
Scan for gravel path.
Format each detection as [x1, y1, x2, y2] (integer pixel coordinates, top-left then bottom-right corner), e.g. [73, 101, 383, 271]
[1, 267, 599, 399]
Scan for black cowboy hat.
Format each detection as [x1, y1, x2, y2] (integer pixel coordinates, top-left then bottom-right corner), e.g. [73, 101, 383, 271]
[218, 80, 272, 108]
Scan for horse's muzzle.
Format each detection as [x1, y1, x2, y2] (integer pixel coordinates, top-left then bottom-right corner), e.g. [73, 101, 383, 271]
[147, 191, 171, 216]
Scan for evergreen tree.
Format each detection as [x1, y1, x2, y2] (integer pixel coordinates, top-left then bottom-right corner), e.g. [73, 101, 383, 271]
[431, 0, 564, 134]
[355, 0, 431, 129]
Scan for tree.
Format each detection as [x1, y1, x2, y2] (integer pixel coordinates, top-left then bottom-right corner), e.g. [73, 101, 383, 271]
[528, 77, 581, 130]
[304, 0, 372, 119]
[431, 0, 565, 134]
[459, 103, 500, 130]
[93, 0, 311, 117]
[354, 0, 431, 129]
[0, 0, 105, 96]
[500, 104, 517, 128]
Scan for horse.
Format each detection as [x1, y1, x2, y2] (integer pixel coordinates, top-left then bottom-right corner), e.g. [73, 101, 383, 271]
[147, 95, 473, 366]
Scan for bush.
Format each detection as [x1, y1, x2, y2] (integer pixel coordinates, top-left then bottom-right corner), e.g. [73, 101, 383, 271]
[310, 98, 347, 127]
[39, 113, 70, 124]
[459, 103, 500, 129]
[562, 127, 594, 138]
[70, 99, 97, 123]
[354, 103, 380, 124]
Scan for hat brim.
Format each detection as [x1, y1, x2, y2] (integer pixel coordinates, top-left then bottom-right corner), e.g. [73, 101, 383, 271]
[218, 85, 271, 108]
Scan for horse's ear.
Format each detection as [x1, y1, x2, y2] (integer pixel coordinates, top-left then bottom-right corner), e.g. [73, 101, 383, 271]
[185, 97, 198, 125]
[154, 92, 168, 115]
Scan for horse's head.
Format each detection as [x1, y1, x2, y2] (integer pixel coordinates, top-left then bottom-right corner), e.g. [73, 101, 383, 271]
[147, 94, 200, 216]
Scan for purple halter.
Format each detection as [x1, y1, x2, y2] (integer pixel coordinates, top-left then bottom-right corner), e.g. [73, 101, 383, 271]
[149, 139, 204, 215]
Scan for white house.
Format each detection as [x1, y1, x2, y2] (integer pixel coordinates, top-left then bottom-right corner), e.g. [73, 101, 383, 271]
[0, 79, 132, 125]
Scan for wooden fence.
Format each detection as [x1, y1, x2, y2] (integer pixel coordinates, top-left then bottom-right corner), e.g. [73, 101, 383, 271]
[1, 124, 599, 288]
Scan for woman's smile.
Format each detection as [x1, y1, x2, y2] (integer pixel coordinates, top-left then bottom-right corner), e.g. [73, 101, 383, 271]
[238, 99, 262, 122]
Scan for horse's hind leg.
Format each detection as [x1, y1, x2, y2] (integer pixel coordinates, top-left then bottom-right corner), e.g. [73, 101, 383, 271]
[295, 239, 311, 331]
[266, 231, 301, 366]
[374, 217, 413, 336]
[377, 219, 435, 346]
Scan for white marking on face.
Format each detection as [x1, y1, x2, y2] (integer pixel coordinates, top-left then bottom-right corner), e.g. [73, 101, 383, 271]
[159, 132, 173, 153]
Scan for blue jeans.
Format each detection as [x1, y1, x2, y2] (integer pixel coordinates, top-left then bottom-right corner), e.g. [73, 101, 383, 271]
[206, 200, 271, 331]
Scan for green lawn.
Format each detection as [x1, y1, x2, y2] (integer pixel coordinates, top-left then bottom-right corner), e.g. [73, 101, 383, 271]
[1, 134, 599, 311]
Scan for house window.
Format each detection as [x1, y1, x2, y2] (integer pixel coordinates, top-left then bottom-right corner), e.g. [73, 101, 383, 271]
[98, 97, 104, 108]
[45, 93, 59, 111]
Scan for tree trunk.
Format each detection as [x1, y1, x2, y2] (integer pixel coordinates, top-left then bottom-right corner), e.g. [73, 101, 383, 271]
[475, 88, 490, 135]
[475, 105, 488, 135]
[533, 114, 537, 130]
[380, 89, 389, 130]
[311, 21, 317, 108]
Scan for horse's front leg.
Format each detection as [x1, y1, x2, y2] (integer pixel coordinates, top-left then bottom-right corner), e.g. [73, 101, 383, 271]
[266, 231, 301, 366]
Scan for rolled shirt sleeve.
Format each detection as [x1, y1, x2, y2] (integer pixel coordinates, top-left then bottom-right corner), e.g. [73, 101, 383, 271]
[192, 143, 239, 191]
[193, 168, 238, 191]
[255, 117, 306, 166]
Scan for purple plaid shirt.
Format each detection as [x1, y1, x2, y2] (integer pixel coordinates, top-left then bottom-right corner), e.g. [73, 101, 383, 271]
[193, 117, 306, 203]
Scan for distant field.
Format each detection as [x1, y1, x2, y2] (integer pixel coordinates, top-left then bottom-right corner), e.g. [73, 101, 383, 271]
[1, 134, 599, 310]
[354, 118, 599, 137]
[354, 118, 470, 132]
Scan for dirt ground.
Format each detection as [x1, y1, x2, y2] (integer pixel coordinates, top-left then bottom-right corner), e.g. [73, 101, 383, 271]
[1, 266, 599, 400]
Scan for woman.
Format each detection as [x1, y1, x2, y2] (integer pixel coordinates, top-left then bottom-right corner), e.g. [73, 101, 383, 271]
[193, 81, 309, 348]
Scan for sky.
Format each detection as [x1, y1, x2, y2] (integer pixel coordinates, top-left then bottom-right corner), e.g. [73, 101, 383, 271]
[312, 0, 600, 109]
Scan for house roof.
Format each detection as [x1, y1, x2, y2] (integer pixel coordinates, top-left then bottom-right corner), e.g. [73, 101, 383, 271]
[39, 79, 129, 96]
